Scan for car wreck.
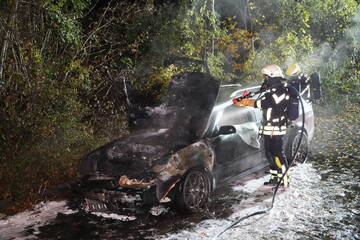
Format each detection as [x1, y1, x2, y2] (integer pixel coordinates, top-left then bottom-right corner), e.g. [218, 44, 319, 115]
[78, 71, 320, 214]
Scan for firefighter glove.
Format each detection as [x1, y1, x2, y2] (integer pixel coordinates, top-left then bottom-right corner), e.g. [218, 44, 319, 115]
[232, 97, 240, 104]
[233, 99, 255, 107]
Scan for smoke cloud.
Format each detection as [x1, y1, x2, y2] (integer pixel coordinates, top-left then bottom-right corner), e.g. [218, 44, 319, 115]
[215, 1, 359, 77]
[299, 10, 360, 73]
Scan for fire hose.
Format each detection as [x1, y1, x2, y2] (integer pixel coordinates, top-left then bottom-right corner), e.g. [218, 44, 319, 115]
[213, 85, 306, 239]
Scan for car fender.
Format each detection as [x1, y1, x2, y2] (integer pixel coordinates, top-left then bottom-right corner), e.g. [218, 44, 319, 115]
[152, 140, 215, 201]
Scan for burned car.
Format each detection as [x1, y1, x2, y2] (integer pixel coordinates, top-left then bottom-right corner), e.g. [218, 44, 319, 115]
[78, 72, 320, 213]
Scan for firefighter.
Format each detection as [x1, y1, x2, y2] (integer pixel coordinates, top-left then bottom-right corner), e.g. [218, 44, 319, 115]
[233, 64, 290, 187]
[286, 63, 311, 100]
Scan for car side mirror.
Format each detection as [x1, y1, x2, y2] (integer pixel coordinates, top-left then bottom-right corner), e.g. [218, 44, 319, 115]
[212, 125, 236, 137]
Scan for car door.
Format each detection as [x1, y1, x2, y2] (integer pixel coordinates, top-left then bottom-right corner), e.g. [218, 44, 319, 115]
[213, 104, 263, 181]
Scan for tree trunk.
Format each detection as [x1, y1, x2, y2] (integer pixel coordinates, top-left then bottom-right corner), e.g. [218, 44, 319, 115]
[244, 0, 248, 31]
[0, 0, 19, 87]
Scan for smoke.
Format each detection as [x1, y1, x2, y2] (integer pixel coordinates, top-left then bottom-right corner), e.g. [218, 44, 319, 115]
[296, 9, 360, 73]
[346, 10, 360, 47]
[297, 42, 333, 72]
[215, 1, 360, 77]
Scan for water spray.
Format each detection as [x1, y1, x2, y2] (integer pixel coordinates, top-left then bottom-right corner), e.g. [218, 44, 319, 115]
[213, 86, 306, 239]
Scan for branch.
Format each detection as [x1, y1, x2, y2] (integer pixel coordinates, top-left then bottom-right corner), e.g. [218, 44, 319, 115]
[0, 0, 19, 87]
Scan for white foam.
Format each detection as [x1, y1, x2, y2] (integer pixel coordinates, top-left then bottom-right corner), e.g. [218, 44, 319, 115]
[91, 212, 136, 221]
[232, 175, 268, 193]
[161, 163, 325, 240]
[0, 201, 77, 240]
[146, 104, 171, 116]
[150, 205, 169, 216]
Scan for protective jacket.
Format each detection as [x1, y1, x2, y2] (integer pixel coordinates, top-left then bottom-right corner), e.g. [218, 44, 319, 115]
[254, 78, 290, 136]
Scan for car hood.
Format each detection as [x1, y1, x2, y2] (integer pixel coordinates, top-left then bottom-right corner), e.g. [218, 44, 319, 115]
[79, 72, 221, 180]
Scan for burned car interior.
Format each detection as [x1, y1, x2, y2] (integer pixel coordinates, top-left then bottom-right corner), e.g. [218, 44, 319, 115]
[78, 71, 320, 213]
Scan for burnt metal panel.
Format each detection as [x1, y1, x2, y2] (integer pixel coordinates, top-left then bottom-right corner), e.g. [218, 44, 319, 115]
[79, 72, 220, 180]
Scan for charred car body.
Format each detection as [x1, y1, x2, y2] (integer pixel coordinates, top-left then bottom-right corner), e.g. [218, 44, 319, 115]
[78, 72, 321, 213]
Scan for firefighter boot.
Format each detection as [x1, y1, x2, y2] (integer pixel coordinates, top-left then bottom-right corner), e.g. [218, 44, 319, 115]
[277, 165, 289, 188]
[274, 156, 289, 188]
[282, 165, 289, 188]
[264, 169, 279, 186]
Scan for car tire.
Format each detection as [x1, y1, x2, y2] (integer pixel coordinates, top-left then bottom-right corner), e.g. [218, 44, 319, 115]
[286, 130, 309, 166]
[174, 167, 211, 213]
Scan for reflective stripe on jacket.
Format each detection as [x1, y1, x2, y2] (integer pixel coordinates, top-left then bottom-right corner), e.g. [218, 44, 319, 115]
[255, 86, 289, 136]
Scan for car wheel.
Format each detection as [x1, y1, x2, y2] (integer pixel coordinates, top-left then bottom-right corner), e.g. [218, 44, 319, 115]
[175, 167, 211, 213]
[286, 131, 308, 165]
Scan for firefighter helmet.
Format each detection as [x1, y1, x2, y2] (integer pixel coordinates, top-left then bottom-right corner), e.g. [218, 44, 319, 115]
[261, 64, 284, 79]
[286, 63, 301, 76]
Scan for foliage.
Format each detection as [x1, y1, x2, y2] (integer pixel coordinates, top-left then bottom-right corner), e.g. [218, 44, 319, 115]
[242, 31, 314, 82]
[134, 64, 180, 103]
[309, 10, 360, 106]
[207, 52, 236, 82]
[217, 17, 256, 77]
[0, 0, 124, 213]
[238, 0, 359, 90]
[44, 0, 90, 45]
[249, 0, 310, 35]
[306, 0, 358, 45]
[148, 0, 233, 81]
[318, 48, 360, 107]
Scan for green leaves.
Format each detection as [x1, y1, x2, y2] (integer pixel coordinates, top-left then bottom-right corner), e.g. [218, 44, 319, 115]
[44, 0, 90, 45]
[307, 0, 358, 44]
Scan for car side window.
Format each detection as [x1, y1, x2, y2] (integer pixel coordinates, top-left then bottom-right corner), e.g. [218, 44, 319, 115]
[217, 106, 255, 127]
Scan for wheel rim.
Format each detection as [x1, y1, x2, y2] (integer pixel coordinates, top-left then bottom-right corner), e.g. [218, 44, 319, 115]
[182, 171, 209, 210]
[292, 133, 308, 164]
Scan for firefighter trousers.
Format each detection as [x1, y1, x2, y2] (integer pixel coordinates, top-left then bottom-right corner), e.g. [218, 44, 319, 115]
[264, 135, 289, 183]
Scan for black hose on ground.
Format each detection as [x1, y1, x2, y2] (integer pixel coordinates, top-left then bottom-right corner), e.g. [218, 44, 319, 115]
[213, 86, 306, 239]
